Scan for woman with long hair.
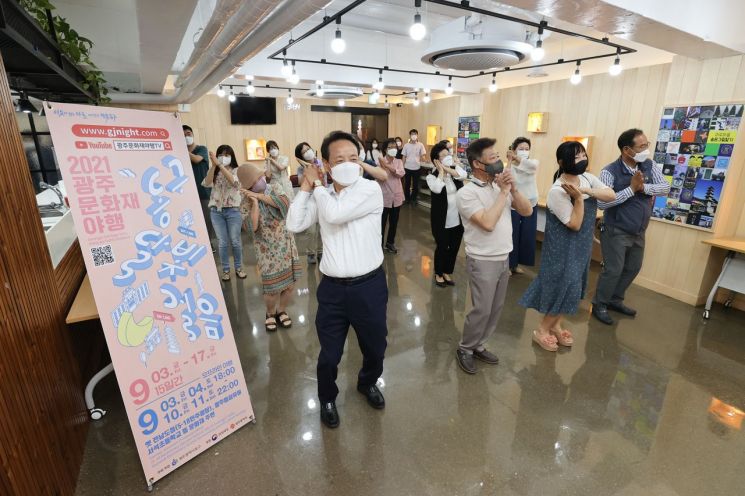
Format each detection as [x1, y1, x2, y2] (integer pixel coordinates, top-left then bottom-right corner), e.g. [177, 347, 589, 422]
[519, 141, 615, 351]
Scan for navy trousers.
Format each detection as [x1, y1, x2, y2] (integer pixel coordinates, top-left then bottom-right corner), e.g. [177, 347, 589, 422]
[315, 268, 389, 403]
[509, 208, 537, 269]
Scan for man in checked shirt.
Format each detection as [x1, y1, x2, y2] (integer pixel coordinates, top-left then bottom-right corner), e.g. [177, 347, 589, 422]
[592, 128, 671, 325]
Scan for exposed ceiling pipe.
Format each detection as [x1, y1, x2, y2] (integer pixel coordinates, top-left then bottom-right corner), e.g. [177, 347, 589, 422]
[185, 0, 332, 103]
[174, 0, 244, 87]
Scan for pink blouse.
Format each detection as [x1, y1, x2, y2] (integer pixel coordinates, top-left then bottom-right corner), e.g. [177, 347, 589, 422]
[377, 157, 405, 208]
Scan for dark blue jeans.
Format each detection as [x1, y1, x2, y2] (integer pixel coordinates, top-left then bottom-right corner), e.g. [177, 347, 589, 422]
[315, 268, 388, 402]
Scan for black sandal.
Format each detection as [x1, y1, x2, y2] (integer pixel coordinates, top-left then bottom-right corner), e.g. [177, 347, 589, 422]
[276, 312, 292, 329]
[265, 314, 278, 332]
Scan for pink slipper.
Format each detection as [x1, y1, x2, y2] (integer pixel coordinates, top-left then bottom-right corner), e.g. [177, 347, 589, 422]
[551, 329, 574, 347]
[532, 330, 558, 352]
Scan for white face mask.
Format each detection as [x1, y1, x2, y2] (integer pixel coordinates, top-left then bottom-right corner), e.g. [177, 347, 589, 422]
[184, 136, 194, 146]
[387, 148, 398, 157]
[396, 141, 402, 147]
[303, 149, 315, 161]
[269, 148, 279, 158]
[372, 143, 378, 149]
[441, 155, 454, 167]
[219, 155, 231, 166]
[359, 149, 366, 161]
[330, 161, 361, 187]
[516, 149, 530, 160]
[633, 149, 650, 163]
[410, 134, 417, 141]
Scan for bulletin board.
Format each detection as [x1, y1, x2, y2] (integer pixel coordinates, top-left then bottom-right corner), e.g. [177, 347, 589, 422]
[456, 115, 480, 165]
[651, 104, 743, 230]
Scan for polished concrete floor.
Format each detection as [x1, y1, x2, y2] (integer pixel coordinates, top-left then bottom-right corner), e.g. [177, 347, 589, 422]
[75, 206, 745, 496]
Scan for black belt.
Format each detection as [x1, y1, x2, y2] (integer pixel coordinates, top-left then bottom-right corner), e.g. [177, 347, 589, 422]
[323, 266, 383, 285]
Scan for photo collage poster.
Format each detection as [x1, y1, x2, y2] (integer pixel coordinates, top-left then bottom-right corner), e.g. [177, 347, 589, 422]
[652, 104, 742, 230]
[457, 115, 480, 173]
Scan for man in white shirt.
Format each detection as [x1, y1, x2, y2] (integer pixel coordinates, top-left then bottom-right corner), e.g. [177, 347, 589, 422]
[402, 128, 427, 205]
[455, 138, 533, 374]
[286, 131, 388, 429]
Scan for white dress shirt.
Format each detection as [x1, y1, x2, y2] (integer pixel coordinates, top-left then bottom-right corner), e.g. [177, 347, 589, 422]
[426, 165, 467, 229]
[286, 177, 384, 278]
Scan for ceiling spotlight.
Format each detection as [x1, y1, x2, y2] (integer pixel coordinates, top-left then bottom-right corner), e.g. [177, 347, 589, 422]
[409, 0, 426, 41]
[281, 52, 292, 77]
[316, 80, 325, 97]
[228, 91, 236, 102]
[245, 82, 255, 95]
[531, 26, 545, 62]
[286, 89, 294, 105]
[15, 96, 37, 114]
[373, 69, 385, 90]
[216, 85, 226, 98]
[445, 76, 453, 95]
[331, 17, 346, 54]
[609, 53, 623, 76]
[488, 73, 498, 93]
[338, 98, 345, 107]
[570, 60, 582, 85]
[384, 95, 390, 108]
[423, 91, 430, 104]
[287, 61, 299, 84]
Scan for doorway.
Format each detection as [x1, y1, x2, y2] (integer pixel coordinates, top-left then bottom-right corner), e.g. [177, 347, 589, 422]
[351, 112, 389, 148]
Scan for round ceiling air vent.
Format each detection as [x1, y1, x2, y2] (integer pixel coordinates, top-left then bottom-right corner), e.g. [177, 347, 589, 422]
[430, 49, 522, 71]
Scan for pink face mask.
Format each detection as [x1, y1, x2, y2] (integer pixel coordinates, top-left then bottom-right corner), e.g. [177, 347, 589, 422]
[250, 176, 267, 193]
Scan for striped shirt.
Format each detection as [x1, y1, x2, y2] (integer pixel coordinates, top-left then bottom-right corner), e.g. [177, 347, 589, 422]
[597, 161, 670, 210]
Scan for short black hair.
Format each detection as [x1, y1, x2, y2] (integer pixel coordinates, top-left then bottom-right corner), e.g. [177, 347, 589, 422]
[466, 137, 497, 168]
[294, 142, 311, 160]
[617, 128, 644, 151]
[430, 141, 449, 163]
[511, 136, 531, 150]
[182, 125, 193, 133]
[320, 130, 360, 161]
[555, 140, 587, 179]
[381, 138, 396, 152]
[409, 129, 418, 135]
[266, 140, 279, 152]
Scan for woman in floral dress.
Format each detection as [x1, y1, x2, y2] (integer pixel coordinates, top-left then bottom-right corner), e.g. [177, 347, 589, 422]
[237, 164, 302, 332]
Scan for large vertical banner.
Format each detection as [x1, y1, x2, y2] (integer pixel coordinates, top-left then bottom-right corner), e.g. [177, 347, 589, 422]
[651, 103, 743, 230]
[47, 103, 254, 486]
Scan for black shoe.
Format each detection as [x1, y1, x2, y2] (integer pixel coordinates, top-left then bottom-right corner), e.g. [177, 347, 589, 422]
[592, 305, 614, 325]
[473, 348, 499, 365]
[608, 302, 637, 316]
[357, 384, 385, 409]
[385, 243, 398, 254]
[435, 276, 447, 287]
[307, 253, 317, 265]
[444, 277, 455, 286]
[320, 401, 340, 428]
[456, 349, 477, 374]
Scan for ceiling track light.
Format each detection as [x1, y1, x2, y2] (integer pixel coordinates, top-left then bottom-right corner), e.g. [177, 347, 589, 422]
[531, 24, 545, 62]
[331, 17, 346, 54]
[280, 50, 292, 77]
[570, 60, 582, 85]
[228, 90, 236, 102]
[374, 69, 385, 90]
[338, 98, 345, 107]
[216, 85, 226, 98]
[413, 92, 420, 106]
[488, 72, 497, 93]
[409, 0, 426, 40]
[609, 48, 623, 76]
[15, 93, 37, 113]
[445, 75, 453, 95]
[246, 82, 255, 95]
[423, 89, 430, 103]
[286, 89, 294, 105]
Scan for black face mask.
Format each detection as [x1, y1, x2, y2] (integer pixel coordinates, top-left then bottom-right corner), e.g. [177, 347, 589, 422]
[483, 159, 504, 176]
[563, 159, 588, 176]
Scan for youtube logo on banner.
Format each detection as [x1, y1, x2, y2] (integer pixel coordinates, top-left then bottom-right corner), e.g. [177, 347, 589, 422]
[75, 141, 88, 149]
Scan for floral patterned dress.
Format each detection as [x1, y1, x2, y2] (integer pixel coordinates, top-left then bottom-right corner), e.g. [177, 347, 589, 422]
[241, 183, 302, 294]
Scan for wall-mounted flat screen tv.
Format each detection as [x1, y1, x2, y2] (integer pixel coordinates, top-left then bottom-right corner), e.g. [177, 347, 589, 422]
[230, 96, 276, 125]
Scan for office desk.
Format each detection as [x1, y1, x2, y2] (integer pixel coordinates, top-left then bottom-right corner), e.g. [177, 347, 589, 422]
[66, 274, 113, 420]
[702, 237, 745, 319]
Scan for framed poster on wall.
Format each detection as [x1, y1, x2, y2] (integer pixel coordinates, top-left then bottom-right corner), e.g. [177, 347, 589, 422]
[457, 115, 480, 172]
[651, 103, 743, 230]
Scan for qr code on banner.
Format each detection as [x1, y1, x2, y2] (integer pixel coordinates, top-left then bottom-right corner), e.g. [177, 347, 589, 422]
[91, 245, 115, 267]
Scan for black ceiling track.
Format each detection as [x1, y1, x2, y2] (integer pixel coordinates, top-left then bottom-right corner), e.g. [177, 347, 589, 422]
[267, 0, 637, 82]
[0, 0, 95, 102]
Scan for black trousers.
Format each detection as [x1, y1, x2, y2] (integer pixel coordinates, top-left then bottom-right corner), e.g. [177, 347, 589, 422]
[433, 224, 463, 276]
[381, 206, 400, 245]
[315, 268, 389, 403]
[403, 169, 419, 203]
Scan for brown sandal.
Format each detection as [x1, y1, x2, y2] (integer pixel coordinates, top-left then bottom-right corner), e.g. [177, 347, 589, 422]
[276, 312, 292, 328]
[550, 328, 574, 347]
[532, 330, 558, 352]
[265, 314, 278, 332]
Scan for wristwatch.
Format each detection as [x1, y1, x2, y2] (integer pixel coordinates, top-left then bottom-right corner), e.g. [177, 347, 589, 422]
[313, 179, 323, 189]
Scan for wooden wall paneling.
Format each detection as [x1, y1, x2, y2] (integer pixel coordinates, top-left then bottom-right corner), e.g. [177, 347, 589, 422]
[0, 53, 87, 495]
[55, 240, 85, 313]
